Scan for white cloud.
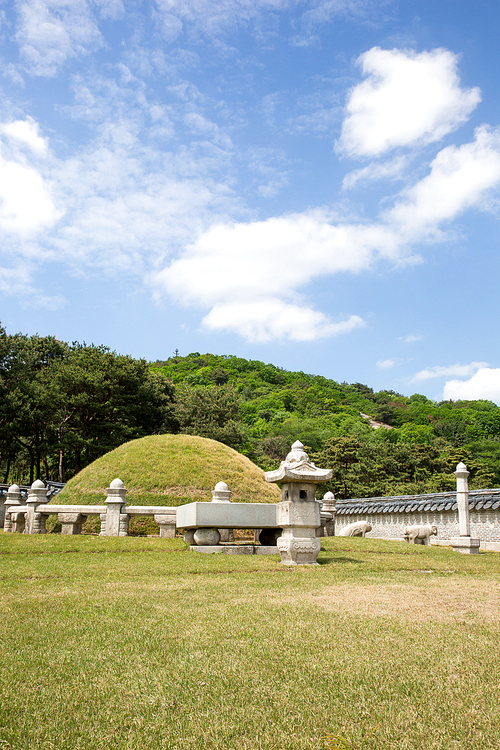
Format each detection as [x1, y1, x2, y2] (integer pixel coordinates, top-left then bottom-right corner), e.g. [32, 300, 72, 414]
[385, 127, 500, 238]
[0, 262, 67, 307]
[152, 0, 378, 43]
[154, 120, 500, 342]
[155, 212, 402, 340]
[337, 47, 480, 157]
[158, 213, 401, 307]
[0, 153, 59, 235]
[377, 358, 397, 369]
[0, 117, 48, 155]
[443, 368, 500, 404]
[411, 362, 488, 382]
[15, 0, 104, 76]
[0, 262, 35, 295]
[203, 300, 365, 342]
[342, 156, 408, 189]
[155, 114, 500, 342]
[400, 334, 423, 343]
[155, 213, 399, 341]
[153, 0, 289, 40]
[49, 138, 235, 274]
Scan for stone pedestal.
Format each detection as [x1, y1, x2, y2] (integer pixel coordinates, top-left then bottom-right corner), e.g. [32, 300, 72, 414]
[277, 500, 321, 565]
[194, 528, 220, 546]
[58, 512, 87, 535]
[266, 441, 332, 566]
[451, 537, 481, 554]
[184, 529, 196, 545]
[154, 514, 176, 538]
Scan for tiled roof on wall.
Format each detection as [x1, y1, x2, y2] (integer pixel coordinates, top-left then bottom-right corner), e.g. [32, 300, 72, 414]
[335, 488, 500, 515]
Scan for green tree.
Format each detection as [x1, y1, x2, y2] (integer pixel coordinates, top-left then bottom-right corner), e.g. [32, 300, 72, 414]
[174, 384, 243, 449]
[0, 331, 67, 483]
[0, 328, 177, 484]
[48, 344, 177, 479]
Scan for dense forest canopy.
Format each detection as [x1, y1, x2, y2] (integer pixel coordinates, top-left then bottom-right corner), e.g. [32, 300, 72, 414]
[152, 352, 500, 497]
[2, 324, 500, 498]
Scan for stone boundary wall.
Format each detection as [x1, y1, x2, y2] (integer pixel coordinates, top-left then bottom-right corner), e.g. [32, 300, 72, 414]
[335, 489, 500, 543]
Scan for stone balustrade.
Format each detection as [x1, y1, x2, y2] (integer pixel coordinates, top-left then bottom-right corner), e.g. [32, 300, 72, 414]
[2, 478, 176, 538]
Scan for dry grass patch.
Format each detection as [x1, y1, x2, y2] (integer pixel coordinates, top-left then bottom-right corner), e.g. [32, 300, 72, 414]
[301, 578, 500, 623]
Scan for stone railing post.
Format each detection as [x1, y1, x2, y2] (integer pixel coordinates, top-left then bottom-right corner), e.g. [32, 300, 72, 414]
[322, 491, 336, 536]
[103, 478, 129, 536]
[212, 481, 234, 542]
[4, 485, 22, 533]
[266, 440, 332, 565]
[451, 462, 480, 554]
[26, 480, 49, 534]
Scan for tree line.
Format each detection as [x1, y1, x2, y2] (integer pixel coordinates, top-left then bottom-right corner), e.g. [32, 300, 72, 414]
[2, 329, 500, 498]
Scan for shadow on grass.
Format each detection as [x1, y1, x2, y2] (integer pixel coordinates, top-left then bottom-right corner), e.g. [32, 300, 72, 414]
[319, 556, 365, 565]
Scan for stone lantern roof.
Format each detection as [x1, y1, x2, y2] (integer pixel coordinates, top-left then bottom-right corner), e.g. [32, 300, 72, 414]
[265, 440, 332, 485]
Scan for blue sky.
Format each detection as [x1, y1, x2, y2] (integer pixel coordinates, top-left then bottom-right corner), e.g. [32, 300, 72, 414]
[1, 0, 500, 403]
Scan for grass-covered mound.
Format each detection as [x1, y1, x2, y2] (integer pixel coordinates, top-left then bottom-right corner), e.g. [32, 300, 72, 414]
[54, 434, 281, 507]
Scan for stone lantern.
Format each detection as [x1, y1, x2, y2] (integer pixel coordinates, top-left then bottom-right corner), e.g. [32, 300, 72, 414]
[265, 440, 332, 565]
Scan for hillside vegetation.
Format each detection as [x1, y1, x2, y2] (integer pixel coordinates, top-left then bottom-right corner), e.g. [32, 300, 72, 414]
[152, 352, 500, 498]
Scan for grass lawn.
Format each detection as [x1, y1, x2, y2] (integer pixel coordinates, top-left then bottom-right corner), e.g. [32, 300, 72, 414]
[1, 533, 499, 750]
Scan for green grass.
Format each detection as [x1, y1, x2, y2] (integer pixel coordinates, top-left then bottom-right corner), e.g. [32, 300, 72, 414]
[1, 533, 499, 750]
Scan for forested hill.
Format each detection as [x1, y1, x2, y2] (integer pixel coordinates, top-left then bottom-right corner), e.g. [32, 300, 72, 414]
[152, 352, 500, 497]
[2, 321, 499, 498]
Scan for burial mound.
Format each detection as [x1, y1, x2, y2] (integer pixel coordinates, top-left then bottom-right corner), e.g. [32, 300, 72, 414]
[54, 434, 280, 507]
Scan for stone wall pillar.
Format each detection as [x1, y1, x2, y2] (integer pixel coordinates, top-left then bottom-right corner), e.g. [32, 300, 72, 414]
[25, 480, 48, 534]
[451, 462, 480, 554]
[456, 462, 470, 536]
[103, 478, 128, 536]
[4, 485, 22, 533]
